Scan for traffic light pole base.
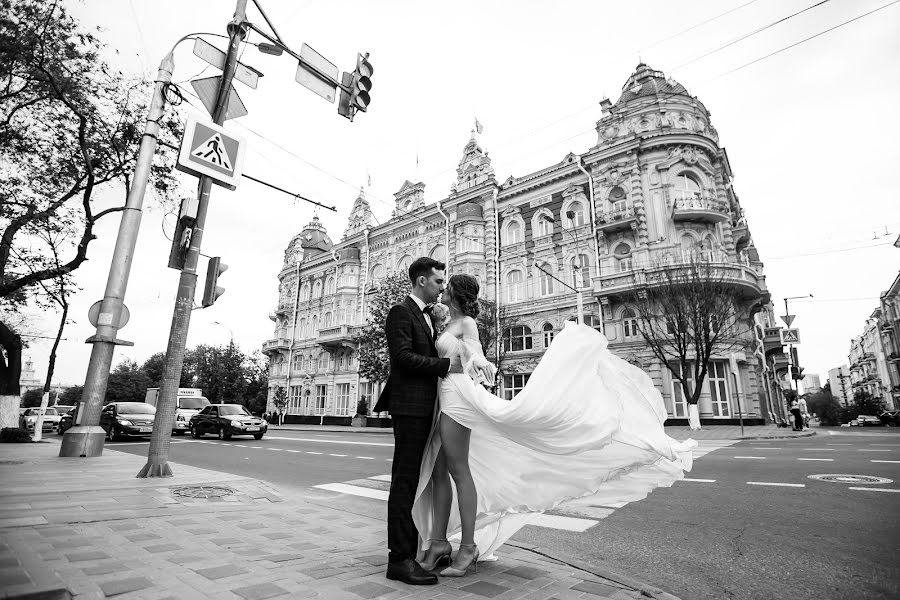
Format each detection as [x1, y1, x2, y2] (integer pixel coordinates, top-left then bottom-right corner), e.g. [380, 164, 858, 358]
[59, 426, 107, 458]
[136, 460, 174, 478]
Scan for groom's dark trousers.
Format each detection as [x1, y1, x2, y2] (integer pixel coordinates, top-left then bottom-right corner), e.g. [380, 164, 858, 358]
[374, 296, 450, 563]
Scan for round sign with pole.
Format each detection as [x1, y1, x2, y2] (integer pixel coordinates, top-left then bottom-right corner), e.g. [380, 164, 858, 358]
[87, 301, 131, 329]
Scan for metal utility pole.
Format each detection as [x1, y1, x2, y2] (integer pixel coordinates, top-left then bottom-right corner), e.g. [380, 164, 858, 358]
[60, 52, 176, 458]
[138, 1, 249, 477]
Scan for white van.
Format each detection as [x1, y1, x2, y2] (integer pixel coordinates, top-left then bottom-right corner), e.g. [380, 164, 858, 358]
[144, 388, 210, 435]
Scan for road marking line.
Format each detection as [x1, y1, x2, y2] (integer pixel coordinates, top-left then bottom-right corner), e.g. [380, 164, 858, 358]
[804, 449, 835, 451]
[734, 456, 766, 459]
[232, 444, 248, 448]
[747, 447, 781, 450]
[798, 458, 833, 461]
[314, 483, 388, 500]
[306, 451, 322, 455]
[285, 450, 302, 453]
[870, 460, 900, 463]
[265, 436, 393, 447]
[681, 478, 716, 483]
[386, 459, 392, 462]
[871, 444, 900, 447]
[328, 454, 347, 457]
[356, 456, 375, 460]
[848, 487, 900, 493]
[859, 449, 892, 452]
[747, 482, 805, 488]
[369, 475, 392, 482]
[249, 446, 262, 449]
[826, 443, 851, 445]
[268, 448, 284, 451]
[530, 514, 598, 532]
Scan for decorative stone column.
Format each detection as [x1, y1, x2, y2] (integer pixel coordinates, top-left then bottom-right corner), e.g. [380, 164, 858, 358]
[630, 158, 650, 246]
[714, 163, 735, 255]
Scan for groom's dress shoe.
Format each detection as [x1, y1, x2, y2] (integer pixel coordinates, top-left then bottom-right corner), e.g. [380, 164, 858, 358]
[386, 559, 439, 585]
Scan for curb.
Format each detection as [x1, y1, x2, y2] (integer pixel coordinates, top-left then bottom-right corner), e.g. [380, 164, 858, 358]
[737, 431, 816, 440]
[506, 542, 683, 600]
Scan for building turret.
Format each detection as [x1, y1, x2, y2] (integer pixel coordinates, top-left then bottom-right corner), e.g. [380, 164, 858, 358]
[343, 187, 374, 239]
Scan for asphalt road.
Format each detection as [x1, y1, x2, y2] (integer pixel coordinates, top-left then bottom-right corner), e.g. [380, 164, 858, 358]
[105, 427, 900, 600]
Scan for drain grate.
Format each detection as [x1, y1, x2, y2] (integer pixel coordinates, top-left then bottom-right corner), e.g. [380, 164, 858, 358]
[0, 460, 25, 465]
[170, 485, 235, 499]
[808, 474, 893, 485]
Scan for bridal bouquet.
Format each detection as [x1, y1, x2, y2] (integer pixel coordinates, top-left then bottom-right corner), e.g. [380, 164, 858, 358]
[428, 302, 450, 334]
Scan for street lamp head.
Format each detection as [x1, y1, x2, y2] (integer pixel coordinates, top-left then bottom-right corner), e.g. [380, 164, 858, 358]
[541, 215, 555, 223]
[565, 210, 575, 220]
[257, 42, 283, 56]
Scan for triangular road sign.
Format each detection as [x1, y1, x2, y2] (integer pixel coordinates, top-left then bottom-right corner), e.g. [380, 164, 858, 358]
[191, 132, 233, 171]
[780, 314, 795, 327]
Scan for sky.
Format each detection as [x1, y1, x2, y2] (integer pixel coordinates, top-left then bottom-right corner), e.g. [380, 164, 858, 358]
[18, 0, 900, 390]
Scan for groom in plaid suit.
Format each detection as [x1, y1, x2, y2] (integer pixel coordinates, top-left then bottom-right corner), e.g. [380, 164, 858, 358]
[374, 257, 459, 585]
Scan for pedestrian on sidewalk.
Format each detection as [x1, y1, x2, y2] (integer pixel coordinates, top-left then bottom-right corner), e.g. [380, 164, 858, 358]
[790, 398, 803, 431]
[798, 396, 810, 430]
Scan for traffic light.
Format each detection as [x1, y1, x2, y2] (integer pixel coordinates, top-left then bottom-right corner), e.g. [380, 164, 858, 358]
[337, 52, 373, 121]
[201, 256, 228, 308]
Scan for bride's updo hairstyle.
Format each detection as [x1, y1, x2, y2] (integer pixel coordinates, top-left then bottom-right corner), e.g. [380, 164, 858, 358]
[448, 274, 480, 319]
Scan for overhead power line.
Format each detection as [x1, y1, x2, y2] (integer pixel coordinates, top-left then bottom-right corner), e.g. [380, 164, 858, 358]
[642, 0, 763, 52]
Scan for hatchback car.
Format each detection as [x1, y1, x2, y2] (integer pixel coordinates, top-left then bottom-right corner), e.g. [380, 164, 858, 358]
[100, 402, 156, 441]
[856, 414, 883, 427]
[189, 404, 267, 440]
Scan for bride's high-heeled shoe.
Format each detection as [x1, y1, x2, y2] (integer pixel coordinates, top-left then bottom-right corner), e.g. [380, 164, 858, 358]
[418, 539, 452, 571]
[439, 543, 479, 577]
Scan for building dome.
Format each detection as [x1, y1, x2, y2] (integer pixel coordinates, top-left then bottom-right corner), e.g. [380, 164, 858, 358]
[613, 63, 690, 108]
[298, 216, 333, 256]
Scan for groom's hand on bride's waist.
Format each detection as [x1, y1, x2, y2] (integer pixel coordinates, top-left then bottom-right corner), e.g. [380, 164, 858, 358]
[447, 359, 464, 375]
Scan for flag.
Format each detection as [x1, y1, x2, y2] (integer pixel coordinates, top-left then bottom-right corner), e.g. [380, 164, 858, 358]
[367, 172, 372, 187]
[475, 118, 483, 134]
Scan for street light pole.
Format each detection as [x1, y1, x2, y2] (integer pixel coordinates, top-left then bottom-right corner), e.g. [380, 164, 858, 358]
[211, 320, 234, 347]
[782, 294, 812, 425]
[59, 51, 176, 458]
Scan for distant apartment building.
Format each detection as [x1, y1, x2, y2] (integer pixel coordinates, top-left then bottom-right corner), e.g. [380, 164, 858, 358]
[801, 374, 821, 394]
[828, 365, 853, 407]
[878, 272, 900, 408]
[263, 64, 774, 425]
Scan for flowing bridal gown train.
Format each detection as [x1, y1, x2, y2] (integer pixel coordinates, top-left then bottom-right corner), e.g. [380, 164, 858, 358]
[412, 322, 697, 559]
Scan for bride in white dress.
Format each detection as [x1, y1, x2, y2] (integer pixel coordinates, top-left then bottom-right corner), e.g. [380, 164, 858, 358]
[412, 274, 696, 577]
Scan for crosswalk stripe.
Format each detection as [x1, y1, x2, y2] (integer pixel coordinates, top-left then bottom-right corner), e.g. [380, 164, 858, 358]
[530, 514, 598, 532]
[859, 449, 892, 452]
[734, 456, 766, 459]
[848, 487, 900, 493]
[798, 458, 833, 461]
[747, 482, 805, 488]
[870, 460, 900, 463]
[681, 478, 716, 483]
[370, 475, 392, 482]
[315, 483, 389, 500]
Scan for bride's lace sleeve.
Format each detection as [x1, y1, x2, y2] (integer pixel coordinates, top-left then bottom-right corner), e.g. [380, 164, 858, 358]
[458, 336, 497, 385]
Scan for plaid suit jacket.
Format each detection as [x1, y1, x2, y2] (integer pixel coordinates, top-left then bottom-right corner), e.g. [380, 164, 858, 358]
[373, 296, 450, 417]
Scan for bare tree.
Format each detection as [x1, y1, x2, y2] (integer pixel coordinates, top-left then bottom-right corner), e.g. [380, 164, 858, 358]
[476, 299, 516, 386]
[624, 255, 749, 420]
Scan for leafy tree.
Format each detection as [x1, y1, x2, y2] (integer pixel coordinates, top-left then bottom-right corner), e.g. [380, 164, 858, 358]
[105, 359, 151, 403]
[242, 350, 269, 415]
[357, 271, 411, 384]
[0, 0, 182, 306]
[806, 389, 844, 426]
[477, 299, 515, 386]
[140, 353, 167, 388]
[21, 387, 43, 407]
[271, 385, 287, 425]
[58, 385, 83, 405]
[847, 390, 886, 420]
[624, 255, 749, 406]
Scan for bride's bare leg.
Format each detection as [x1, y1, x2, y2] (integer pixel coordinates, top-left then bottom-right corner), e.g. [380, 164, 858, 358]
[439, 415, 476, 546]
[421, 448, 452, 567]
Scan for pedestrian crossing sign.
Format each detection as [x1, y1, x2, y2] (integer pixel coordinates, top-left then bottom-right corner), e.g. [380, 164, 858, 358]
[780, 328, 800, 344]
[176, 116, 246, 190]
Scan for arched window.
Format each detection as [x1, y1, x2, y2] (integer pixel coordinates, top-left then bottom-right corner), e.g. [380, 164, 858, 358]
[311, 315, 319, 336]
[699, 237, 714, 261]
[324, 312, 333, 327]
[298, 318, 306, 339]
[370, 264, 385, 280]
[674, 173, 702, 202]
[537, 262, 554, 296]
[397, 255, 412, 273]
[504, 221, 522, 245]
[312, 280, 322, 298]
[430, 244, 446, 261]
[300, 283, 310, 301]
[535, 212, 553, 237]
[573, 254, 591, 288]
[622, 309, 639, 340]
[542, 322, 555, 347]
[506, 270, 523, 302]
[503, 325, 533, 352]
[565, 201, 586, 228]
[614, 243, 633, 272]
[325, 276, 335, 295]
[609, 186, 627, 211]
[318, 352, 329, 370]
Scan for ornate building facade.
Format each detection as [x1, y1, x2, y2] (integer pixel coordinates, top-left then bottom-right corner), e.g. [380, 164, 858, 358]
[263, 64, 773, 425]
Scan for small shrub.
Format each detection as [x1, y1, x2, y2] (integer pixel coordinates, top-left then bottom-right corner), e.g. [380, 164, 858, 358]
[0, 428, 33, 443]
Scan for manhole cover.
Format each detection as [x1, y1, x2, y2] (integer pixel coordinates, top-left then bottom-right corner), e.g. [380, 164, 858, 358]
[171, 485, 235, 499]
[0, 460, 24, 465]
[808, 474, 893, 485]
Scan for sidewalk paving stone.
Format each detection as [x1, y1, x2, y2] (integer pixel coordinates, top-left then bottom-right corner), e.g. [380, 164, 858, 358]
[1, 440, 678, 600]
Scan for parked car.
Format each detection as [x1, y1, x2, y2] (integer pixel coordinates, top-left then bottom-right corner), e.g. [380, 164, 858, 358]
[100, 402, 156, 441]
[189, 404, 267, 440]
[879, 410, 900, 426]
[856, 414, 883, 427]
[19, 407, 60, 433]
[52, 406, 75, 431]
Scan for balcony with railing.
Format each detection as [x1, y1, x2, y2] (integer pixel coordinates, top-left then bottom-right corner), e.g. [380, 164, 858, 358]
[595, 201, 637, 233]
[596, 247, 767, 301]
[317, 324, 364, 350]
[671, 194, 730, 223]
[763, 327, 784, 353]
[262, 338, 290, 354]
